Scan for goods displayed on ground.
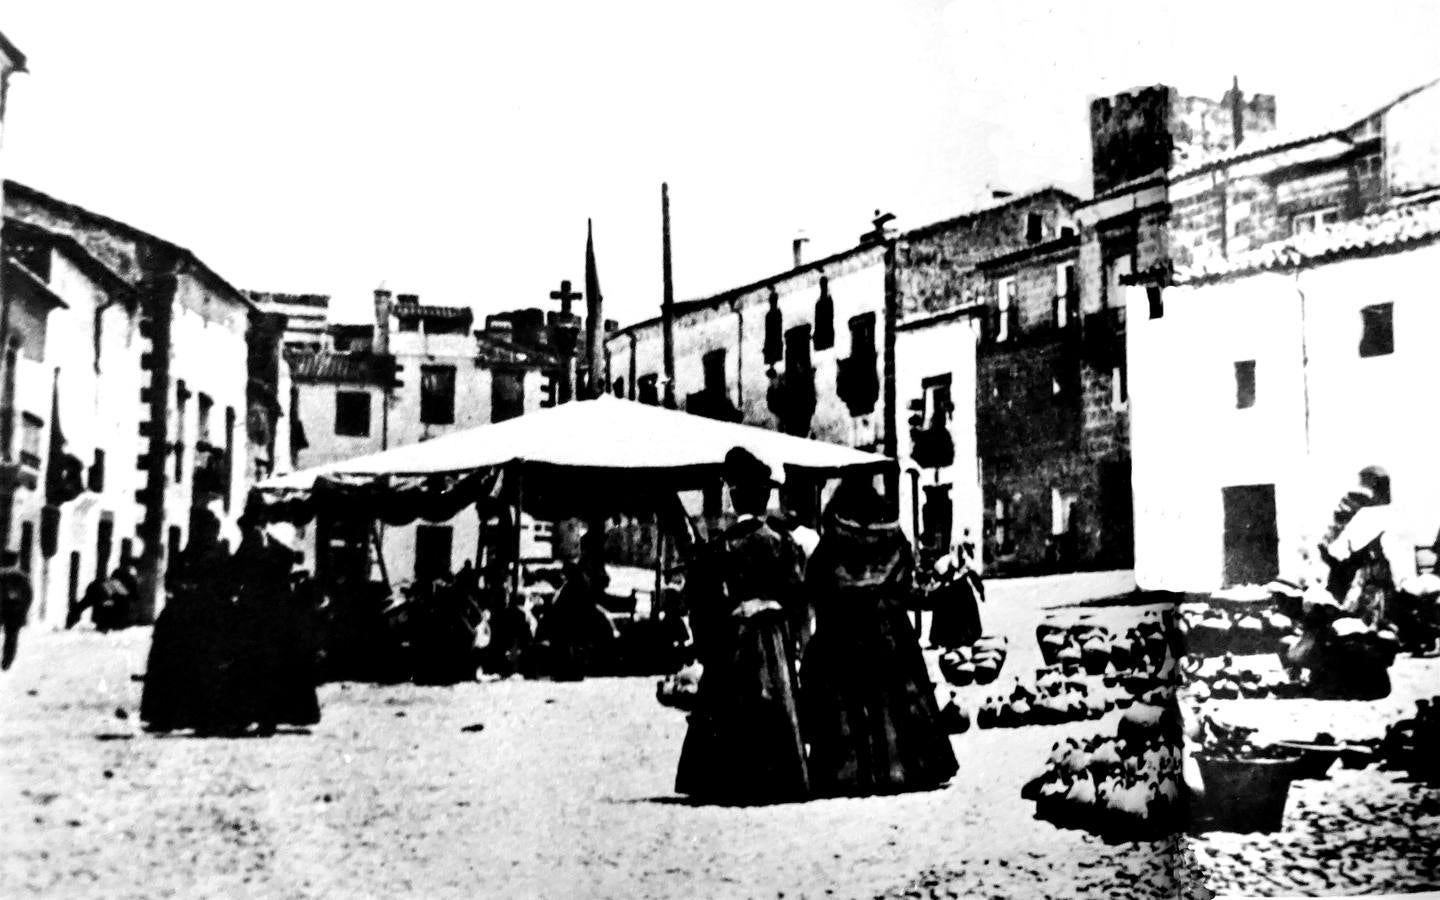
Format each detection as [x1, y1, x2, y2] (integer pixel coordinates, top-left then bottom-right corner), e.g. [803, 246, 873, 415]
[1178, 601, 1293, 658]
[1377, 695, 1440, 783]
[1036, 611, 1175, 675]
[937, 635, 1008, 686]
[1022, 702, 1184, 839]
[1186, 716, 1304, 834]
[1183, 653, 1306, 702]
[1280, 599, 1399, 700]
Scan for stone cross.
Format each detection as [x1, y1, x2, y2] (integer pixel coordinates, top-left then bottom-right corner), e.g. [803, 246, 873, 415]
[549, 279, 582, 317]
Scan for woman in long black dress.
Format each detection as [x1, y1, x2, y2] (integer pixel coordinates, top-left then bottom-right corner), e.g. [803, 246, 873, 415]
[674, 448, 810, 805]
[801, 477, 958, 797]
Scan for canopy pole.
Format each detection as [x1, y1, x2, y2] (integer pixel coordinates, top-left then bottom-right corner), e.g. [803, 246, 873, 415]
[370, 523, 391, 595]
[511, 465, 524, 599]
[653, 512, 665, 621]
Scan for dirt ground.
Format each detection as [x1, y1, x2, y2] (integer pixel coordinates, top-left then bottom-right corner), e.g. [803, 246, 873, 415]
[1, 570, 1435, 899]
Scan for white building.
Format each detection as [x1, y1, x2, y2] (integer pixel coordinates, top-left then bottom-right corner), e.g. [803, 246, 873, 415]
[894, 307, 982, 565]
[288, 290, 558, 589]
[1129, 200, 1440, 593]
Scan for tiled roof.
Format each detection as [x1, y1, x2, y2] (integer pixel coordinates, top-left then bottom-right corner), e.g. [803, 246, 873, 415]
[248, 290, 330, 309]
[1169, 128, 1349, 181]
[394, 300, 473, 323]
[286, 350, 395, 385]
[1174, 200, 1440, 285]
[474, 331, 558, 367]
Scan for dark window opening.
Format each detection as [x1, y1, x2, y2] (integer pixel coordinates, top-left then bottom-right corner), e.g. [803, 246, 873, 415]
[1112, 362, 1129, 407]
[491, 369, 525, 423]
[67, 550, 81, 609]
[702, 350, 727, 392]
[335, 390, 372, 437]
[223, 407, 235, 511]
[763, 289, 783, 365]
[166, 526, 182, 583]
[1026, 212, 1044, 243]
[1146, 285, 1164, 320]
[836, 313, 879, 417]
[637, 374, 660, 406]
[420, 364, 457, 425]
[174, 380, 188, 482]
[19, 413, 43, 470]
[921, 374, 952, 431]
[20, 521, 34, 572]
[612, 378, 625, 398]
[88, 448, 105, 492]
[813, 277, 835, 350]
[415, 524, 453, 584]
[95, 516, 113, 580]
[197, 393, 213, 447]
[921, 484, 954, 562]
[1359, 303, 1394, 358]
[1234, 360, 1256, 409]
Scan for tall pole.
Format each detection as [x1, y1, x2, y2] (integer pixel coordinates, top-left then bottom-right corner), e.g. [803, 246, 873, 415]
[661, 183, 677, 409]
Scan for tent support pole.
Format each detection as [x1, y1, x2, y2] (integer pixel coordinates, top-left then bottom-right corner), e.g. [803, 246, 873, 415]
[370, 523, 391, 595]
[511, 465, 524, 599]
[654, 512, 665, 620]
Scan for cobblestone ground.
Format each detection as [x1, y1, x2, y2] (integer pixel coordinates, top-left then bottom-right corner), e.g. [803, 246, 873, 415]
[2, 570, 1434, 898]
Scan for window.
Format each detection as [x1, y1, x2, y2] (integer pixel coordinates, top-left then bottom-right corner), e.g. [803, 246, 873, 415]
[1054, 264, 1076, 329]
[993, 497, 1011, 556]
[1104, 254, 1133, 310]
[223, 407, 236, 510]
[420, 365, 456, 425]
[1291, 207, 1340, 235]
[415, 524, 453, 583]
[88, 448, 106, 492]
[197, 393, 213, 446]
[997, 277, 1017, 342]
[335, 390, 372, 437]
[1359, 303, 1394, 358]
[921, 374, 952, 430]
[763, 289, 783, 365]
[1146, 285, 1164, 320]
[1112, 362, 1129, 408]
[68, 551, 81, 608]
[1234, 360, 1257, 409]
[702, 349, 727, 393]
[19, 521, 33, 572]
[813, 277, 835, 350]
[637, 373, 660, 406]
[848, 313, 876, 361]
[1026, 212, 1044, 243]
[19, 413, 42, 470]
[491, 369, 525, 423]
[174, 380, 188, 481]
[612, 378, 625, 398]
[1050, 488, 1078, 537]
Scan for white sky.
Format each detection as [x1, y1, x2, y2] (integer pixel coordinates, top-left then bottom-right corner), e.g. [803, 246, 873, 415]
[2, 1, 1437, 328]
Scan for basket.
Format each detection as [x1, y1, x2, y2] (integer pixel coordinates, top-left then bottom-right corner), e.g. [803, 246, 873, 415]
[1194, 756, 1298, 833]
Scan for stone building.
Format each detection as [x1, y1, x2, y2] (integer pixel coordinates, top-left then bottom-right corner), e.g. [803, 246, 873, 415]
[605, 191, 1078, 562]
[5, 181, 272, 622]
[283, 291, 562, 588]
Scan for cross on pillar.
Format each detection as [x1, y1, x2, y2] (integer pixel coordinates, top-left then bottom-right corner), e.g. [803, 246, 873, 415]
[549, 279, 583, 317]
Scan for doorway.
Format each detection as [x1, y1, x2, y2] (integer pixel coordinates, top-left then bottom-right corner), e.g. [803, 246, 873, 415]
[1221, 483, 1279, 587]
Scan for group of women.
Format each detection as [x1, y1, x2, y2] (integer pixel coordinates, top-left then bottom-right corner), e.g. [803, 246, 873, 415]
[675, 448, 959, 805]
[140, 511, 320, 736]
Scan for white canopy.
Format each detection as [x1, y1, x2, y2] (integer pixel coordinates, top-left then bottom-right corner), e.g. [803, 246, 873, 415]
[258, 395, 890, 495]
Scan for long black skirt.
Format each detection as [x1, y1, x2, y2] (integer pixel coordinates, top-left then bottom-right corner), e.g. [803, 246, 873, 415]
[675, 611, 809, 804]
[803, 599, 958, 797]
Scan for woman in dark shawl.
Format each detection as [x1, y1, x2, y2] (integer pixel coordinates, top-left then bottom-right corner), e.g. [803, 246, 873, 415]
[674, 447, 810, 805]
[141, 511, 237, 733]
[801, 476, 958, 797]
[230, 516, 321, 731]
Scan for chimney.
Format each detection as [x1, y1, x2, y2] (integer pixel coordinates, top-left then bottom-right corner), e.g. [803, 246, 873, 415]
[859, 210, 896, 246]
[792, 232, 810, 269]
[373, 286, 393, 355]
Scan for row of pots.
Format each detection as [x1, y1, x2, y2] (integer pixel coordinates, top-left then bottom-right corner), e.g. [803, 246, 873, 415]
[1036, 610, 1175, 677]
[937, 635, 1009, 687]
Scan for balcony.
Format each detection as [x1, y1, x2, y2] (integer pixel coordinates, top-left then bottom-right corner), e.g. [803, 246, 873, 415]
[909, 423, 955, 469]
